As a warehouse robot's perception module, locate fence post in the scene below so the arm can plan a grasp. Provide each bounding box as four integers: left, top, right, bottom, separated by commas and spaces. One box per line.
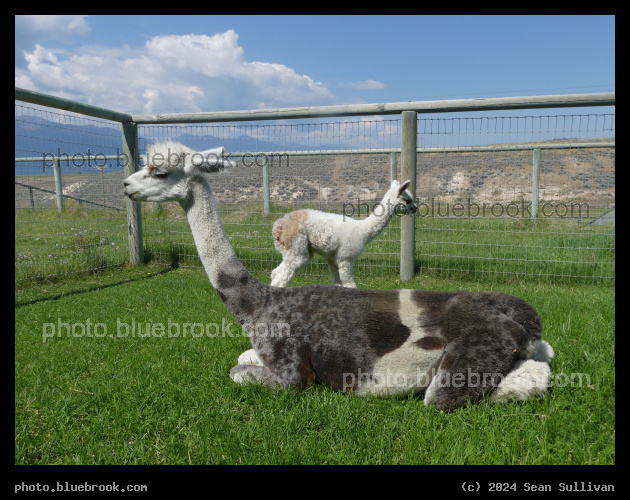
122, 121, 144, 265
263, 155, 270, 215
28, 186, 35, 210
400, 111, 417, 280
389, 152, 397, 184
53, 158, 63, 213
532, 148, 541, 218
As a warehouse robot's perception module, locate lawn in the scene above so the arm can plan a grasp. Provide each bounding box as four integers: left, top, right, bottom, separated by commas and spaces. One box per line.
16, 202, 615, 285
15, 263, 615, 466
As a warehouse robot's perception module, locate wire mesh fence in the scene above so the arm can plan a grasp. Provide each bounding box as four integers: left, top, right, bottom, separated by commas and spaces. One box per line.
15, 99, 615, 285
15, 104, 128, 281
137, 119, 405, 281
414, 114, 615, 283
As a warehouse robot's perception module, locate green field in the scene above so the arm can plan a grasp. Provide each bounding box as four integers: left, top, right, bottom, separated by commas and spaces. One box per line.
15, 263, 615, 465
15, 202, 615, 465
15, 202, 615, 285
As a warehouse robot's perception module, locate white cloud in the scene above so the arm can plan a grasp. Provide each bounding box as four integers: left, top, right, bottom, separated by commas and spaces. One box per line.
15, 28, 335, 114
15, 15, 90, 67
347, 79, 386, 90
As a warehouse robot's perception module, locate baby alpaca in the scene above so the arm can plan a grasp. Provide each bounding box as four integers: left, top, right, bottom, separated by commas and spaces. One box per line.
270, 180, 417, 287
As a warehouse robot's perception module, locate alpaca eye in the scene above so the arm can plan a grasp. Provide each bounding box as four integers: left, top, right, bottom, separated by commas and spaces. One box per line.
154, 171, 169, 178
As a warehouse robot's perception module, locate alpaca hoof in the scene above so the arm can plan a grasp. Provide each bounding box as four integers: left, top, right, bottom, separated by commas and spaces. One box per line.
490, 360, 552, 402
238, 349, 263, 366
532, 340, 554, 363
230, 365, 255, 384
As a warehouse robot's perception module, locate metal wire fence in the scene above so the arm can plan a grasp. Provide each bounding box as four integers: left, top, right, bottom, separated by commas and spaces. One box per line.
15, 97, 615, 285
15, 104, 129, 281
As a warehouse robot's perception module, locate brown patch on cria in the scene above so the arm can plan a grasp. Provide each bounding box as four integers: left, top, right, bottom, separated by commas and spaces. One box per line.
415, 336, 446, 350
272, 210, 309, 251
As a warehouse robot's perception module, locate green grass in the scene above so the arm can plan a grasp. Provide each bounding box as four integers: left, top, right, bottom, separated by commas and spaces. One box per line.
141, 209, 615, 285
15, 265, 615, 465
15, 203, 615, 285
14, 205, 128, 282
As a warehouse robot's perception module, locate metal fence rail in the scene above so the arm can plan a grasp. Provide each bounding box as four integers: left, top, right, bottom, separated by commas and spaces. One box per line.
15, 88, 615, 284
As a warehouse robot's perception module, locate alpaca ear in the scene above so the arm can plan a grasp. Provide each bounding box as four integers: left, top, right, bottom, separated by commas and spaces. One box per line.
390, 180, 400, 189
184, 147, 234, 173
399, 180, 411, 194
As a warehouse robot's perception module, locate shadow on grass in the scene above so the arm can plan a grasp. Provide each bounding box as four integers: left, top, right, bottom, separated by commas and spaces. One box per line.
15, 265, 177, 308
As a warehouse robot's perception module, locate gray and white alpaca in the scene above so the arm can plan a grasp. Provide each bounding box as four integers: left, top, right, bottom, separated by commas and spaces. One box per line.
270, 180, 417, 288
123, 142, 554, 412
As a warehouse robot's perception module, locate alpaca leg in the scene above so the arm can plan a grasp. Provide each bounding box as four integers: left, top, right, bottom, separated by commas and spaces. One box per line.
230, 359, 313, 389
270, 261, 285, 282
325, 258, 343, 286
530, 340, 554, 364
270, 255, 309, 287
423, 338, 515, 412
238, 348, 263, 366
230, 364, 288, 388
490, 360, 552, 402
270, 233, 310, 287
337, 260, 357, 288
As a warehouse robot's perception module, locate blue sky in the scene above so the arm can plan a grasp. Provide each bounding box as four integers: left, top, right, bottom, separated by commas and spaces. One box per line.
15, 15, 615, 115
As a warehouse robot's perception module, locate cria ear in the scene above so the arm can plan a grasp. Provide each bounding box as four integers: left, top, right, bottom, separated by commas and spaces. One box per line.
184, 147, 234, 173
399, 180, 411, 194
390, 180, 400, 189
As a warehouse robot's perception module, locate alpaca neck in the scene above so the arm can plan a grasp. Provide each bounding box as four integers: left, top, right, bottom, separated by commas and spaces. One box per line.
180, 177, 267, 321
361, 194, 399, 243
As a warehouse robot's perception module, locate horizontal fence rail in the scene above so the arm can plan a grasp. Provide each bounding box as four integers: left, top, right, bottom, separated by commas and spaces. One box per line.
131, 93, 615, 124
16, 87, 614, 124
15, 88, 615, 284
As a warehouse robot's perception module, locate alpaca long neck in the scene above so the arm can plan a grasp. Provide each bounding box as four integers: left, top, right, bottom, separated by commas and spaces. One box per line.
361, 194, 399, 243
180, 178, 267, 321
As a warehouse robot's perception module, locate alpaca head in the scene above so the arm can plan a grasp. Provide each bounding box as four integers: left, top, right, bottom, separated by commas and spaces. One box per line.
387, 180, 417, 215
123, 141, 233, 202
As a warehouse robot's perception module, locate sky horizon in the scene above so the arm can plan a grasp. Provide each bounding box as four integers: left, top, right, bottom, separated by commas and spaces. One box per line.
15, 15, 615, 116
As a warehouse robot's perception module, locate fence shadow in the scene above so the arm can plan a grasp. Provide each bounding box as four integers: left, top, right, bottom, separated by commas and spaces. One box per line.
15, 266, 175, 308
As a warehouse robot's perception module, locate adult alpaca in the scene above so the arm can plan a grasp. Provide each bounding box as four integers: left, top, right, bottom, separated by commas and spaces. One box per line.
270, 180, 417, 288
123, 142, 554, 412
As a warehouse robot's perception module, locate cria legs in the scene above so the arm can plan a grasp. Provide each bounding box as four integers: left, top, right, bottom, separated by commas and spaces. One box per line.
325, 257, 356, 287
336, 259, 356, 288
270, 230, 358, 287
270, 233, 312, 287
